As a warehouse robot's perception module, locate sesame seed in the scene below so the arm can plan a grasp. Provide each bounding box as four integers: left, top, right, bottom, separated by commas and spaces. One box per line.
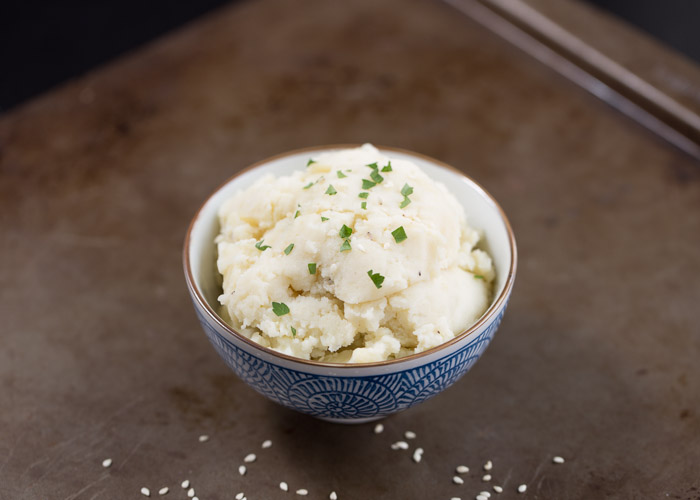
280, 482, 289, 491
404, 431, 416, 439
493, 485, 503, 493
374, 423, 384, 434
412, 448, 424, 463
330, 492, 338, 500
236, 493, 245, 500
262, 440, 273, 449
479, 492, 491, 498
456, 465, 470, 474
198, 434, 209, 443
187, 487, 195, 498
244, 453, 257, 463
517, 484, 527, 493
238, 465, 247, 476
553, 456, 565, 464
296, 489, 309, 496
192, 497, 199, 500
102, 458, 112, 468
483, 460, 493, 471
453, 476, 465, 485
141, 488, 151, 497
482, 474, 492, 482
158, 487, 169, 495
181, 480, 190, 489
391, 441, 409, 450
476, 496, 488, 500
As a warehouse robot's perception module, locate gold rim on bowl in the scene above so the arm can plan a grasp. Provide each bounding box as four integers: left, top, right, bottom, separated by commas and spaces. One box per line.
183, 145, 518, 369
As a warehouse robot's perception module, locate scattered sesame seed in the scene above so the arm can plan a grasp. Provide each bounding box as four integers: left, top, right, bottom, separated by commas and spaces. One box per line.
102, 458, 112, 468
158, 487, 169, 496
238, 465, 247, 476
453, 476, 465, 485
141, 487, 151, 497
198, 434, 209, 443
391, 441, 409, 450
329, 492, 338, 500
280, 482, 289, 491
262, 440, 272, 449
181, 480, 190, 489
553, 456, 565, 464
479, 492, 491, 498
482, 474, 492, 482
244, 453, 257, 463
456, 465, 470, 474
187, 487, 195, 498
236, 493, 245, 500
493, 485, 503, 493
412, 448, 424, 463
476, 496, 488, 500
374, 423, 384, 434
517, 484, 527, 493
296, 489, 309, 496
483, 460, 493, 471
404, 431, 416, 439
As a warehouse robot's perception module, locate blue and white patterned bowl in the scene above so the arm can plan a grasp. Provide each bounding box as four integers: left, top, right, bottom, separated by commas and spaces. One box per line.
184, 145, 517, 423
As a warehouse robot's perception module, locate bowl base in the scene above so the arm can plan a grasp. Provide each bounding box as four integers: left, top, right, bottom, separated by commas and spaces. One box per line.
316, 415, 385, 425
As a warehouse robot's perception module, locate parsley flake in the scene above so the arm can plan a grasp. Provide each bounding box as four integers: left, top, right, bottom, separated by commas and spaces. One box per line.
303, 182, 314, 189
308, 262, 317, 274
358, 192, 369, 199
367, 270, 385, 289
291, 326, 297, 336
399, 196, 412, 208
294, 210, 300, 219
370, 170, 384, 184
381, 161, 392, 172
362, 179, 377, 190
325, 185, 337, 195
321, 216, 329, 222
366, 162, 378, 169
255, 239, 271, 251
336, 171, 347, 179
361, 201, 367, 210
474, 274, 485, 280
284, 243, 294, 255
391, 226, 407, 243
272, 302, 290, 316
401, 183, 414, 197
306, 159, 316, 166
339, 224, 353, 239
340, 239, 352, 252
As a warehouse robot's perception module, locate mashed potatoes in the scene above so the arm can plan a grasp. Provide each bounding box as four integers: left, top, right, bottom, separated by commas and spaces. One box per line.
216, 144, 494, 363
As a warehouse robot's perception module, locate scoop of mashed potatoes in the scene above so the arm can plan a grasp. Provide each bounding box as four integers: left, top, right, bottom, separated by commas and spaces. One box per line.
216, 144, 494, 363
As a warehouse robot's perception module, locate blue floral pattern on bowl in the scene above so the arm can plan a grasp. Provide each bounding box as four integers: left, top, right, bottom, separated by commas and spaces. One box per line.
195, 307, 504, 422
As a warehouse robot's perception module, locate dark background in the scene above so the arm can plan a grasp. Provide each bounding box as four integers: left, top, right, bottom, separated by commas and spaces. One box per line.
1, 0, 699, 113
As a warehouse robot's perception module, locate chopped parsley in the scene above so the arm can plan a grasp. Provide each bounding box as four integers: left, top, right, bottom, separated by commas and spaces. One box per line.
362, 179, 377, 190
366, 162, 378, 169
306, 159, 316, 166
474, 274, 485, 280
291, 326, 297, 336
255, 239, 271, 251
367, 270, 385, 289
340, 239, 352, 252
294, 210, 300, 219
400, 197, 412, 208
308, 262, 317, 274
339, 224, 353, 239
381, 161, 392, 172
272, 302, 290, 316
400, 183, 413, 208
336, 170, 347, 178
391, 226, 407, 243
325, 185, 337, 195
321, 216, 329, 222
284, 243, 294, 255
370, 169, 384, 184
358, 192, 369, 199
303, 182, 314, 189
361, 201, 367, 210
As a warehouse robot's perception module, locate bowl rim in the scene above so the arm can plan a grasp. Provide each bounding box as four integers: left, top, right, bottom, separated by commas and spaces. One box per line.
183, 144, 517, 369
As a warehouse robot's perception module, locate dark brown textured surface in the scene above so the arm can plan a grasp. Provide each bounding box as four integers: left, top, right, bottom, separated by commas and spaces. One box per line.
1, 0, 700, 498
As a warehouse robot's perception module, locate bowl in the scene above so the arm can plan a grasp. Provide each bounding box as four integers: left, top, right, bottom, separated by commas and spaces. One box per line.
183, 145, 517, 423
